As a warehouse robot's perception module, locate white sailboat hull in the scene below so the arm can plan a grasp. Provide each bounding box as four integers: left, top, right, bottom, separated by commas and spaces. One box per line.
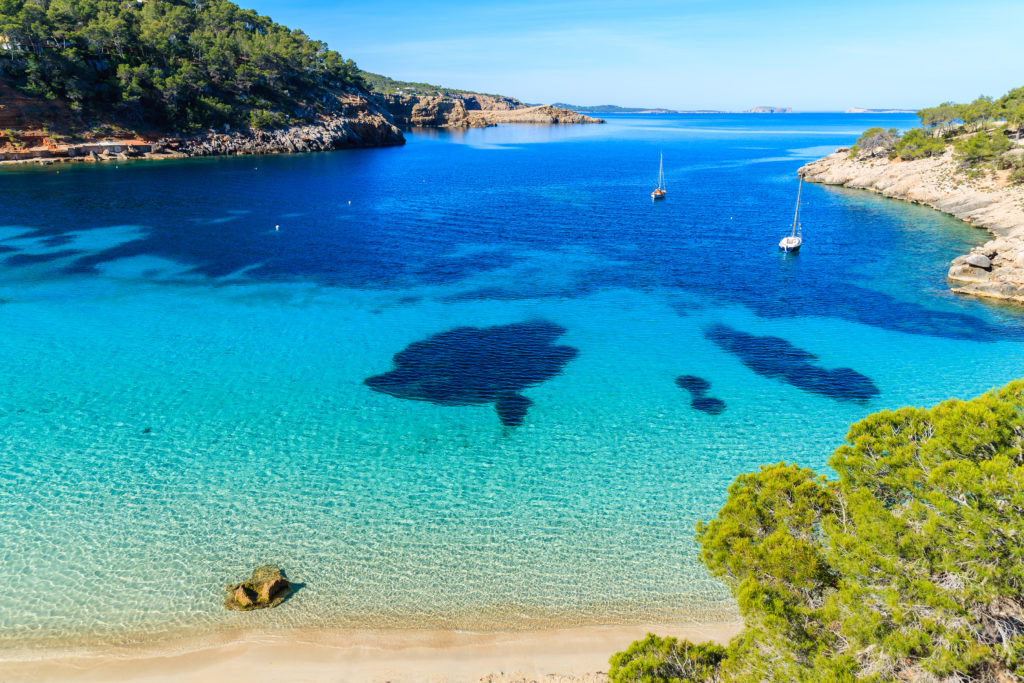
779, 236, 802, 252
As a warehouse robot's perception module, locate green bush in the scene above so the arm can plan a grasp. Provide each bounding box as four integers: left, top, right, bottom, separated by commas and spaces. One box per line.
248, 109, 288, 130
612, 380, 1024, 681
1011, 166, 1024, 184
891, 127, 946, 159
955, 128, 1012, 165
609, 634, 726, 683
848, 127, 898, 158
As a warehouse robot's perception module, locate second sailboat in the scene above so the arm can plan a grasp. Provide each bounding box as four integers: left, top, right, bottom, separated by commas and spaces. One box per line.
651, 153, 666, 200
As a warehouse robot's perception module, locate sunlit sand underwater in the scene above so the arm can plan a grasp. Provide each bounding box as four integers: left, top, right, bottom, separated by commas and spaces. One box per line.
3, 114, 1024, 647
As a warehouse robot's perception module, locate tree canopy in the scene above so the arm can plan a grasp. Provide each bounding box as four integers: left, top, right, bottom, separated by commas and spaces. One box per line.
0, 0, 364, 131
847, 84, 1024, 181
612, 380, 1024, 682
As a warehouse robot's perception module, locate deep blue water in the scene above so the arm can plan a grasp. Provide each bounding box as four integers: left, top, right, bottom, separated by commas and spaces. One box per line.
2, 113, 1023, 647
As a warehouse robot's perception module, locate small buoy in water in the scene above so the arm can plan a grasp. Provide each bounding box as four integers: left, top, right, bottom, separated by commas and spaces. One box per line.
275, 225, 279, 231
348, 201, 351, 205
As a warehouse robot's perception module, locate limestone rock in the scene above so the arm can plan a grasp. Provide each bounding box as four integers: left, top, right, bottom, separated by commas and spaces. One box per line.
377, 94, 604, 129
233, 585, 255, 608
798, 147, 1024, 305
965, 253, 993, 270
258, 577, 289, 604
225, 565, 292, 611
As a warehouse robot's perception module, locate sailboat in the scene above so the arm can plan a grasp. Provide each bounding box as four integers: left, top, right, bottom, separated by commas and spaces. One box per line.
651, 153, 666, 200
778, 177, 803, 252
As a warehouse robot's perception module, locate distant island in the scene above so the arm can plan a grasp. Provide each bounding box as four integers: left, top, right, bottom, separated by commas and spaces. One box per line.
845, 107, 917, 113
745, 106, 792, 113
549, 103, 793, 114
0, 0, 599, 166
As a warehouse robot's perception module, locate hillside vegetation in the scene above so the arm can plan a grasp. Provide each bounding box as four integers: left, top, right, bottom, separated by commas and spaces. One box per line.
358, 70, 505, 98
849, 85, 1024, 183
0, 0, 364, 132
611, 381, 1024, 682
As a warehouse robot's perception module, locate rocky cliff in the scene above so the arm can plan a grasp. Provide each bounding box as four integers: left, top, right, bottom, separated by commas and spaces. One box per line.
470, 105, 604, 126
799, 148, 1024, 303
180, 93, 403, 156
378, 94, 604, 128
0, 85, 404, 165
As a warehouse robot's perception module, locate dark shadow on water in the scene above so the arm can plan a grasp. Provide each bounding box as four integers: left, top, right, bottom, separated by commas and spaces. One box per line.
706, 324, 880, 402
365, 320, 578, 426
675, 375, 711, 394
5, 249, 81, 266
692, 396, 727, 414
277, 580, 305, 607
675, 374, 726, 415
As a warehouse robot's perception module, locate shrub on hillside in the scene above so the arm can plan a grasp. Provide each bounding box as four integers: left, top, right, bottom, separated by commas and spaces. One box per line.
848, 127, 898, 158
955, 128, 1012, 165
891, 127, 946, 159
609, 634, 726, 683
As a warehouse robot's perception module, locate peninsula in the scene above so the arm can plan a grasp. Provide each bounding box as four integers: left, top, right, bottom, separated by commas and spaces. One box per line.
801, 86, 1024, 303
0, 1, 599, 167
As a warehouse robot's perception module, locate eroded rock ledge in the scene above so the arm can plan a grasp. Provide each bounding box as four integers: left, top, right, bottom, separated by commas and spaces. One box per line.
799, 149, 1024, 303
378, 94, 604, 128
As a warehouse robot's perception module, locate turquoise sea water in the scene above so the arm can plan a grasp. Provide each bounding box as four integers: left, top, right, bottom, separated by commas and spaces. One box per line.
3, 113, 1024, 648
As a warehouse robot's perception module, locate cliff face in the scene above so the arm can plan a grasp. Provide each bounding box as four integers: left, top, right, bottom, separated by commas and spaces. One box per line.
377, 94, 604, 128
180, 93, 403, 156
457, 93, 525, 111
377, 94, 476, 127
800, 149, 1024, 303
470, 105, 605, 126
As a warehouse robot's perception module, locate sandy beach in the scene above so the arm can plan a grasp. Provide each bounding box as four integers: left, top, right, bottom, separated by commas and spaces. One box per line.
0, 622, 742, 683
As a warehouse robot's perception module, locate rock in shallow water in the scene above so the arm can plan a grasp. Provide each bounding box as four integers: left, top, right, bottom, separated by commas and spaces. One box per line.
225, 565, 291, 611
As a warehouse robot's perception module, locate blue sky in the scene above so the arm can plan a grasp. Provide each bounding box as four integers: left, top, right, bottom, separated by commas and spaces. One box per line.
245, 0, 1022, 111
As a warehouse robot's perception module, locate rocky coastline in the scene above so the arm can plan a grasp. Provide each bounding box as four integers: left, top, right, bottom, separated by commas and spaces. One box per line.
377, 93, 604, 128
799, 148, 1024, 304
0, 88, 603, 168
0, 90, 405, 167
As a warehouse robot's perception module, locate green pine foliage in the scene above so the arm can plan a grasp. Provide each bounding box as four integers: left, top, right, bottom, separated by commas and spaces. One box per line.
0, 0, 364, 131
357, 70, 505, 98
612, 380, 1024, 681
609, 634, 727, 683
848, 85, 1024, 173
954, 127, 1012, 165
891, 127, 946, 160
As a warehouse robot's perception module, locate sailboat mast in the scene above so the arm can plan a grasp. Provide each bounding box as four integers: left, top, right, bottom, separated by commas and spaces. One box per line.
658, 153, 664, 189
791, 177, 802, 238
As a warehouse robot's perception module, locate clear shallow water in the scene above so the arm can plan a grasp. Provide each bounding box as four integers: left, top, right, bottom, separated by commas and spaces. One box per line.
3, 113, 1024, 647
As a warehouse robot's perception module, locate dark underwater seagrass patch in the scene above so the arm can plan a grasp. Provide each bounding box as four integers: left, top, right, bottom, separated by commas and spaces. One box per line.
706, 324, 879, 402
675, 374, 726, 414
364, 320, 578, 426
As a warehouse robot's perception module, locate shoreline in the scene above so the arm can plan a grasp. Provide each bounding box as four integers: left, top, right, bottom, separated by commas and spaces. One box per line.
799, 148, 1024, 304
0, 621, 742, 682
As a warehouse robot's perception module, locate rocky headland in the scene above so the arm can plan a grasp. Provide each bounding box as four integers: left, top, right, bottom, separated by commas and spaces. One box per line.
0, 86, 404, 166
800, 148, 1024, 303
378, 93, 604, 128
0, 84, 602, 167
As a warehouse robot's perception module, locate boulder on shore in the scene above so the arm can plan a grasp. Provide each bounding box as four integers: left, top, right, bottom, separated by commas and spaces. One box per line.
224, 565, 292, 611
